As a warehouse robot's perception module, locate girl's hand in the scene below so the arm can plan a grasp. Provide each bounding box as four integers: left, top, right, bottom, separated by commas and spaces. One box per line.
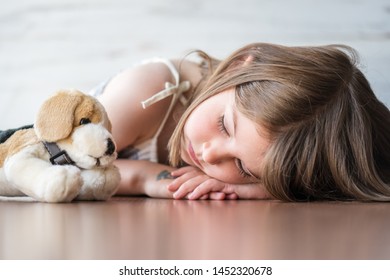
167, 166, 238, 200
167, 166, 271, 200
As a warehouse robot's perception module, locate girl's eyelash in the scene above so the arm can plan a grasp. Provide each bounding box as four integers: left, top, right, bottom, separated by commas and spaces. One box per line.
217, 115, 250, 179
217, 115, 228, 135
236, 159, 251, 178
218, 116, 249, 178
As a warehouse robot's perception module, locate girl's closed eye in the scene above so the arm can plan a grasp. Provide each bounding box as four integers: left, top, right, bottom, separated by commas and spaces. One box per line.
217, 115, 229, 136
236, 159, 251, 178
218, 115, 251, 179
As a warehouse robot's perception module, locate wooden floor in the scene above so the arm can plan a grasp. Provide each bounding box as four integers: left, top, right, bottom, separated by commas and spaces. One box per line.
1, 197, 390, 260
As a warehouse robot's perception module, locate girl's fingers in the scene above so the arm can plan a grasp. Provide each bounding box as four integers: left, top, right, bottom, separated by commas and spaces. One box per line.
168, 166, 240, 200
187, 179, 225, 200
172, 176, 208, 199
168, 168, 210, 193
207, 192, 226, 200
167, 170, 200, 191
225, 193, 239, 200
171, 166, 199, 177
195, 194, 209, 200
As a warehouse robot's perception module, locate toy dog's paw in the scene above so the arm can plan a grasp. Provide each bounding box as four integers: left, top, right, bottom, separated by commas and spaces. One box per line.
76, 166, 120, 200
39, 165, 82, 202
101, 165, 121, 198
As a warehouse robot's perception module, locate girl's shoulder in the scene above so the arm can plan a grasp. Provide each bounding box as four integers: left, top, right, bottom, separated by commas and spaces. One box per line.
96, 58, 204, 151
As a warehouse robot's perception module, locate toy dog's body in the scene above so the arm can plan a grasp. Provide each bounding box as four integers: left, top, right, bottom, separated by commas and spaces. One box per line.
0, 89, 120, 202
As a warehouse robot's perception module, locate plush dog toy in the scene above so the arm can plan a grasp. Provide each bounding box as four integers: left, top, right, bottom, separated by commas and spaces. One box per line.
0, 89, 120, 202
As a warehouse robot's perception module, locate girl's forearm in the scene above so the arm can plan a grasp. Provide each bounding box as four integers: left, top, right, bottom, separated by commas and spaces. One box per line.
114, 159, 176, 198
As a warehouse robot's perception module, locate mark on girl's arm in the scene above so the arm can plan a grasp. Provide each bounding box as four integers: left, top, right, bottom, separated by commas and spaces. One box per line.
156, 170, 175, 181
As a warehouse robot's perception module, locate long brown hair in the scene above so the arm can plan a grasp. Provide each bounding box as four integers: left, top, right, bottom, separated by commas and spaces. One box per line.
169, 43, 390, 201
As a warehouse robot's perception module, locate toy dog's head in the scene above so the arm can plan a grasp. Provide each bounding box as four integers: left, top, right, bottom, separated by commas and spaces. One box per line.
35, 89, 117, 169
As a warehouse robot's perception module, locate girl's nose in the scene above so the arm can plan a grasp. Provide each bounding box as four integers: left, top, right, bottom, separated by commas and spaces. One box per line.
202, 141, 230, 165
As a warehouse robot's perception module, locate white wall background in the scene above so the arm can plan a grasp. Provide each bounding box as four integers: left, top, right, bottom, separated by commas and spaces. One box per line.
1, 0, 389, 128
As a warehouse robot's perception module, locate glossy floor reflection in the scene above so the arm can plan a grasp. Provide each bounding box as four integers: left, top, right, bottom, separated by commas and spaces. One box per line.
1, 197, 390, 259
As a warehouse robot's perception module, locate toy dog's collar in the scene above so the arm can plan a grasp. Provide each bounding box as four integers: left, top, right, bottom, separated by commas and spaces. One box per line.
43, 141, 75, 166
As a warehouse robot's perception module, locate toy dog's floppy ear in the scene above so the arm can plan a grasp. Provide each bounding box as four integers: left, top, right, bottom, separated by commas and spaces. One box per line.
35, 89, 83, 142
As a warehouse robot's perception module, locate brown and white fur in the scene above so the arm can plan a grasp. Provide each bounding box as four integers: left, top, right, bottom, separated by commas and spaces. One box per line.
0, 89, 120, 202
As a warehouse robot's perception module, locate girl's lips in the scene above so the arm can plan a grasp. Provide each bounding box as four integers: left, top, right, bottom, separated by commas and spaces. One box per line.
188, 142, 201, 167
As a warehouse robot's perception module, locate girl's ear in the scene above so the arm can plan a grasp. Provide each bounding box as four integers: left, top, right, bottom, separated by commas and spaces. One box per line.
35, 90, 82, 142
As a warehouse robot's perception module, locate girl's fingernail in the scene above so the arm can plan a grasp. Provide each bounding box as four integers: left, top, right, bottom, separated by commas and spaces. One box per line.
173, 192, 180, 199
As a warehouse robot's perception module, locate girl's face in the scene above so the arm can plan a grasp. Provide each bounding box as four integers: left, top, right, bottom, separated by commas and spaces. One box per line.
181, 88, 270, 184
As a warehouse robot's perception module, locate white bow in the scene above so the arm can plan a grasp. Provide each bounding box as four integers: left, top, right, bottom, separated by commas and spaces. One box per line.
141, 80, 190, 109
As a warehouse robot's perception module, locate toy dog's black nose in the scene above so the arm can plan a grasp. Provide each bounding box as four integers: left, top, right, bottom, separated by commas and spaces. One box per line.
105, 138, 116, 156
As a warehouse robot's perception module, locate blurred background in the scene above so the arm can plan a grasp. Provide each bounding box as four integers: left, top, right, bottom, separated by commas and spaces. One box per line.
1, 0, 389, 128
